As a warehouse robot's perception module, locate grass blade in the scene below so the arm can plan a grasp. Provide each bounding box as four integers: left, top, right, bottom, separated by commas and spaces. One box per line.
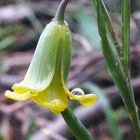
82, 82, 122, 140
96, 1, 140, 139
90, 0, 121, 56
24, 118, 36, 140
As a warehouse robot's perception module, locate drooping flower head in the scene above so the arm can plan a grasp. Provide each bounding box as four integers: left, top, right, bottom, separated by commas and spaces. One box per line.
5, 0, 96, 113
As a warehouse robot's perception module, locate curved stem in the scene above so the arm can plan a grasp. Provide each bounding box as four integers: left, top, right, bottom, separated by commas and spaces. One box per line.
61, 108, 93, 140
54, 0, 70, 22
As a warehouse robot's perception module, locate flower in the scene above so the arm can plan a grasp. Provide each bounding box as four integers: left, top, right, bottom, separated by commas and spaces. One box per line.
5, 20, 96, 113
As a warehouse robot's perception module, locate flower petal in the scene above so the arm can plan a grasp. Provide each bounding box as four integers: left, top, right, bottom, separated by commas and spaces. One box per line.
32, 85, 68, 113
11, 21, 72, 96
14, 21, 65, 93
64, 88, 96, 106
61, 21, 72, 83
42, 99, 67, 113
12, 83, 38, 96
5, 90, 31, 101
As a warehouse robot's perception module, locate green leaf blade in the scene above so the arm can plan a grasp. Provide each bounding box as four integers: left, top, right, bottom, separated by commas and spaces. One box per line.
122, 0, 130, 68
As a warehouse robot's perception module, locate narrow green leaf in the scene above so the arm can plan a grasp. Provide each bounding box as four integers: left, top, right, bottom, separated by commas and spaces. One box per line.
0, 135, 4, 140
96, 1, 140, 139
90, 0, 97, 8
82, 82, 122, 140
122, 0, 130, 68
96, 0, 136, 115
24, 118, 36, 140
91, 0, 121, 56
0, 36, 15, 50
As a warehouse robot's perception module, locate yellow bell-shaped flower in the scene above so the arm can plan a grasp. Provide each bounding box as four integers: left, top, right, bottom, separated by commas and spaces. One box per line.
5, 1, 96, 113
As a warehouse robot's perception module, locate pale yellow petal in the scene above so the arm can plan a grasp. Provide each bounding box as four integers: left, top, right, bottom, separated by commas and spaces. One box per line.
5, 90, 31, 101
43, 99, 67, 113
32, 86, 68, 113
12, 83, 38, 96
64, 88, 96, 106
77, 94, 97, 106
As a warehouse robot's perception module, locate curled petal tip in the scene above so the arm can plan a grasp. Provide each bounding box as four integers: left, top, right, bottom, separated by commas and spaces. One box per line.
79, 94, 97, 106
5, 90, 31, 101
65, 88, 97, 106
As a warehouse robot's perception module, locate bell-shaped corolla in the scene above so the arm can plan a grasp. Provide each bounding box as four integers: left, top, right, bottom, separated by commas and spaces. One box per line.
5, 20, 96, 113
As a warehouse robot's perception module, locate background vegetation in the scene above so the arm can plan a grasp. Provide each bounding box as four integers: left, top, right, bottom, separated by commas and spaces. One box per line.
0, 0, 140, 140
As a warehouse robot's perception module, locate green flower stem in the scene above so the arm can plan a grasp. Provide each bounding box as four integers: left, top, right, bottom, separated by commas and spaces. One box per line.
55, 1, 93, 139
97, 1, 140, 139
61, 108, 93, 140
54, 0, 70, 22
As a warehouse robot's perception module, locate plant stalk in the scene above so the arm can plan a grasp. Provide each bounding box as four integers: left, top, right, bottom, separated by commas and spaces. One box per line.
55, 1, 93, 139
96, 1, 140, 139
61, 108, 93, 140
54, 0, 70, 22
